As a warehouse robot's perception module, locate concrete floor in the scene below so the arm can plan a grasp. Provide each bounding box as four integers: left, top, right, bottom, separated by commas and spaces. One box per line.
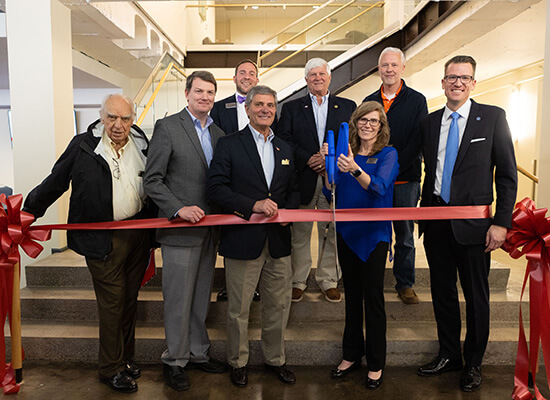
8, 362, 549, 399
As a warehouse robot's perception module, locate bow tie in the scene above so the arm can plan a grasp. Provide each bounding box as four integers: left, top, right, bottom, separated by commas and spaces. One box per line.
237, 94, 246, 104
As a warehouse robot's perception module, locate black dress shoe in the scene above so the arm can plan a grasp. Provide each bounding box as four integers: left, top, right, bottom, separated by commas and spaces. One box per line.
100, 371, 137, 393
163, 364, 190, 391
417, 356, 462, 376
253, 289, 261, 301
265, 363, 296, 384
230, 366, 248, 388
185, 358, 227, 373
366, 371, 383, 390
331, 359, 361, 379
460, 366, 482, 392
124, 359, 141, 379
217, 287, 228, 301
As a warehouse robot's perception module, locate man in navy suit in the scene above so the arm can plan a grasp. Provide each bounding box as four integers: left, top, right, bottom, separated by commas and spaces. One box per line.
417, 55, 517, 392
211, 59, 260, 136
210, 59, 263, 301
277, 58, 356, 303
207, 85, 300, 388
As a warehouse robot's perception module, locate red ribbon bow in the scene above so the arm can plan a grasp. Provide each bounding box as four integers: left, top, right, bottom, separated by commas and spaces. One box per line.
502, 198, 550, 400
0, 194, 51, 269
0, 194, 51, 394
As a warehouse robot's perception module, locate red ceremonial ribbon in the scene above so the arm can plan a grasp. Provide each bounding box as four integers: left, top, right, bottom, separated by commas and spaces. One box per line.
502, 198, 550, 400
0, 194, 51, 394
0, 194, 491, 394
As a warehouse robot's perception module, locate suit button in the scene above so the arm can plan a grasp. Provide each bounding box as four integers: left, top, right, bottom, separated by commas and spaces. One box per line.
268, 193, 271, 197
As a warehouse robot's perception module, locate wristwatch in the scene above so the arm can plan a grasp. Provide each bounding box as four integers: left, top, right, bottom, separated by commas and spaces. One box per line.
351, 167, 362, 178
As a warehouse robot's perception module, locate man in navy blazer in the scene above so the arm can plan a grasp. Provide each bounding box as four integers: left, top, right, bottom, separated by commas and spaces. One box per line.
277, 58, 356, 303
211, 59, 259, 136
417, 55, 517, 392
207, 85, 300, 388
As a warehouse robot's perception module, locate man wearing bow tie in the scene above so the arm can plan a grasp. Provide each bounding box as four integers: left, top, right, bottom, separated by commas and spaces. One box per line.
417, 55, 517, 392
277, 58, 356, 303
210, 59, 268, 301
207, 85, 300, 388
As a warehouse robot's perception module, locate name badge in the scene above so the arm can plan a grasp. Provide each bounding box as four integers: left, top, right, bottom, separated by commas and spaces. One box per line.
366, 158, 378, 164
225, 102, 237, 109
282, 159, 290, 165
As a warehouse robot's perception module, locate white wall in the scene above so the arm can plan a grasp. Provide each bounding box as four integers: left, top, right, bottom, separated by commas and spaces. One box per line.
137, 1, 188, 51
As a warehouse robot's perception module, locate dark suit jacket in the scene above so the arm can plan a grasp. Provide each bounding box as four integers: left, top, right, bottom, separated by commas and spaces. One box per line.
206, 126, 300, 260
277, 94, 356, 205
143, 108, 224, 246
419, 100, 517, 245
211, 94, 277, 135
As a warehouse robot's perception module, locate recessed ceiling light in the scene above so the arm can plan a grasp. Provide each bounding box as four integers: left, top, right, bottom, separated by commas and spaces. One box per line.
251, 5, 259, 9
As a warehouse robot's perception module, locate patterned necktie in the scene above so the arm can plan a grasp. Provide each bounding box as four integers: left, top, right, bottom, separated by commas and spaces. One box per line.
237, 94, 246, 104
440, 112, 460, 203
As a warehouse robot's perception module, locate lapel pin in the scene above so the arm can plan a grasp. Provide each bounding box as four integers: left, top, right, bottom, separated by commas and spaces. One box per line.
282, 159, 290, 165
476, 116, 481, 121
305, 105, 309, 108
276, 147, 280, 151
334, 105, 339, 108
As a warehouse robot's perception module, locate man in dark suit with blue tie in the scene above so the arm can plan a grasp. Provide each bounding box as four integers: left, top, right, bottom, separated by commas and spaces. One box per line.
417, 55, 517, 392
277, 58, 356, 303
207, 85, 300, 388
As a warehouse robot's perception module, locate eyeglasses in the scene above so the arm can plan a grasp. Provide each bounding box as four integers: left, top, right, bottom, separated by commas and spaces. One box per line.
357, 117, 380, 127
112, 157, 120, 180
444, 75, 474, 84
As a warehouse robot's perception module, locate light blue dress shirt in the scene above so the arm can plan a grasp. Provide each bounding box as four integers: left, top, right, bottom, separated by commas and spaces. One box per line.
186, 108, 214, 166
310, 92, 329, 148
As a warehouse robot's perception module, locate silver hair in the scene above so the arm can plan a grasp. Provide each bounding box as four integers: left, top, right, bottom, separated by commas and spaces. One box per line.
304, 58, 331, 77
245, 85, 278, 108
378, 47, 405, 66
100, 93, 135, 119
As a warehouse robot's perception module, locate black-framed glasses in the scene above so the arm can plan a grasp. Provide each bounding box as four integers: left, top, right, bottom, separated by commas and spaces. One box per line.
357, 117, 380, 127
112, 157, 120, 180
444, 75, 474, 84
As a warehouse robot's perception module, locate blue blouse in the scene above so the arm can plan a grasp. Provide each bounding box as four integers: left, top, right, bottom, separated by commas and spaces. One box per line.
325, 146, 399, 262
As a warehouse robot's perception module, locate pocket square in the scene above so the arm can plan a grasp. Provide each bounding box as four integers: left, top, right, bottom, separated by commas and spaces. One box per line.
281, 159, 290, 165
470, 138, 486, 143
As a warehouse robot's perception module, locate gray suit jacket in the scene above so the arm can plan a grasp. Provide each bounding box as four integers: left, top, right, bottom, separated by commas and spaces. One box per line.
144, 108, 224, 246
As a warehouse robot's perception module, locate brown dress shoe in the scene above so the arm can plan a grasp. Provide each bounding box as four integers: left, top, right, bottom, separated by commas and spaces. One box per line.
324, 288, 342, 303
291, 288, 303, 303
397, 288, 419, 304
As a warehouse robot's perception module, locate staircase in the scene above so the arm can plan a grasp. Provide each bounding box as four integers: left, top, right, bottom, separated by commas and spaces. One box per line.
9, 236, 524, 366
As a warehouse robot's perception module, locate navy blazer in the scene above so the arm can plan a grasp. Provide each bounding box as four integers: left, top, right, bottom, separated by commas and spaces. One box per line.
211, 94, 278, 135
277, 94, 356, 205
207, 127, 300, 260
419, 100, 517, 245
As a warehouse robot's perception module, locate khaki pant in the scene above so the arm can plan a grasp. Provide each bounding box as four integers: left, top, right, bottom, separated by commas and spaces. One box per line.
291, 177, 340, 292
225, 242, 292, 368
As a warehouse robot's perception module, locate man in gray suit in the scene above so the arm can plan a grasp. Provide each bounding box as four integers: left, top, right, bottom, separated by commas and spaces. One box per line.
144, 71, 227, 392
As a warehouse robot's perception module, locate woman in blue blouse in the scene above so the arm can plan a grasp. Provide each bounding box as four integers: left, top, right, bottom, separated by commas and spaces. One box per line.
321, 101, 399, 389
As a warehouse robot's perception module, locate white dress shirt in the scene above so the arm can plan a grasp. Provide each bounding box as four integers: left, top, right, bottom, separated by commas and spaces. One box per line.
434, 99, 472, 196
249, 124, 275, 189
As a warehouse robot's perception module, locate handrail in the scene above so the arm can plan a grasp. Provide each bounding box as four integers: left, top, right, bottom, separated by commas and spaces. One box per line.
260, 1, 384, 76
258, 0, 356, 67
517, 165, 538, 183
133, 52, 168, 108
260, 0, 336, 45
136, 62, 177, 126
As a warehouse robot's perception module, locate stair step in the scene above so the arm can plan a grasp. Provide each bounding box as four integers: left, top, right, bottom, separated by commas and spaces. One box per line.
4, 320, 522, 366
25, 250, 511, 291
20, 287, 525, 323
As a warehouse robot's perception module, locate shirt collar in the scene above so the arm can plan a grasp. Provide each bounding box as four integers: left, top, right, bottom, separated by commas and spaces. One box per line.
443, 99, 472, 120
249, 124, 274, 143
186, 107, 213, 130
309, 91, 330, 106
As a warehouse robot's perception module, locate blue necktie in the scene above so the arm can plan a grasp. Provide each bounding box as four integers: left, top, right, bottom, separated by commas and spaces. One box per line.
440, 112, 460, 203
